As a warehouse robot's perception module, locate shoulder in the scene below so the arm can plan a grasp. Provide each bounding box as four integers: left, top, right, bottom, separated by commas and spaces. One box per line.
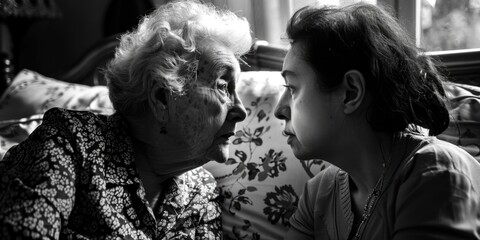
42, 108, 106, 130
303, 164, 344, 202
400, 133, 480, 190
307, 164, 342, 189
38, 108, 119, 148
389, 135, 480, 238
405, 134, 479, 174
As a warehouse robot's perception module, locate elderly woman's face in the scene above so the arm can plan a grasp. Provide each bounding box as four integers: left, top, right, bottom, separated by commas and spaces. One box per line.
167, 41, 246, 163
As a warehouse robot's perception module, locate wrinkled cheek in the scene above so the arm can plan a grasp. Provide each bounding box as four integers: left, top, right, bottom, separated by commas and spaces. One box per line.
174, 90, 225, 146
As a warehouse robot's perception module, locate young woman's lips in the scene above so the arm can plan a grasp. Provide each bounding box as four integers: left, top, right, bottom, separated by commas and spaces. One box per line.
283, 130, 295, 144
287, 135, 295, 145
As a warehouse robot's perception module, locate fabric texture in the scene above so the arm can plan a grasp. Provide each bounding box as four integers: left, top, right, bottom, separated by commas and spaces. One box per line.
0, 69, 113, 121
438, 81, 480, 162
203, 71, 327, 240
0, 108, 222, 239
289, 133, 480, 240
1, 69, 480, 239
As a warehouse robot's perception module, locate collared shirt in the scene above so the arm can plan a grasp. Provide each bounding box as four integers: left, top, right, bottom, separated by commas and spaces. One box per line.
0, 108, 222, 239
289, 133, 480, 240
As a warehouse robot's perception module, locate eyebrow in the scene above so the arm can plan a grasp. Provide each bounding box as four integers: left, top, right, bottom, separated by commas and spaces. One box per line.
217, 64, 235, 78
281, 70, 296, 82
208, 59, 235, 77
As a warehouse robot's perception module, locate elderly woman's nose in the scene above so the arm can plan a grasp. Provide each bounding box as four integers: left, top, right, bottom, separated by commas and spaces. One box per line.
228, 93, 247, 122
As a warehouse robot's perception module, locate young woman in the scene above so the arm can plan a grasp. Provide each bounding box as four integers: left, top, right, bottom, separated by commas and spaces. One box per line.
274, 3, 480, 240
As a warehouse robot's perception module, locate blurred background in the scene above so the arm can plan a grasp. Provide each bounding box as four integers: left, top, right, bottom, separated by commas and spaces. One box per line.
0, 0, 479, 78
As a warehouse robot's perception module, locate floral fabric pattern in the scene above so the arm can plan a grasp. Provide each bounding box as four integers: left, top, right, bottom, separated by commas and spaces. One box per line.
0, 70, 113, 121
204, 72, 328, 240
1, 70, 479, 239
0, 108, 222, 239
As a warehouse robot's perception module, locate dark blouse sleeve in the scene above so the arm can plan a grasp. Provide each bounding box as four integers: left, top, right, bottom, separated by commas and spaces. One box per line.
288, 182, 315, 238
393, 143, 480, 240
0, 117, 78, 239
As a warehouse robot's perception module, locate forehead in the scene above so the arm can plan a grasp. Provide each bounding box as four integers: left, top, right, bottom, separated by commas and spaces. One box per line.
197, 41, 239, 72
282, 44, 314, 79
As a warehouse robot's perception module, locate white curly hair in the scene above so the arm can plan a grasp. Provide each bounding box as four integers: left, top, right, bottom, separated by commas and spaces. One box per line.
105, 0, 252, 114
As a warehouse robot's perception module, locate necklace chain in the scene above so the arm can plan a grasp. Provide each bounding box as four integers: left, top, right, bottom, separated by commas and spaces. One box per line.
352, 163, 387, 240
352, 134, 394, 240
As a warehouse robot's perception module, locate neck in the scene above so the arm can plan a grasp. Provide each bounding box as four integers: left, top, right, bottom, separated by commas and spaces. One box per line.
136, 167, 165, 207
338, 131, 394, 195
124, 114, 204, 206
124, 112, 207, 162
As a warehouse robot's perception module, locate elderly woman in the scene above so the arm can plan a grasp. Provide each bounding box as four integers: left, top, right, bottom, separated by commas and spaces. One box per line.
0, 1, 252, 239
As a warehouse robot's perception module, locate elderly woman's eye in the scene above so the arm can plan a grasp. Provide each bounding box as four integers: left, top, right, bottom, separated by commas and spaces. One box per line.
217, 81, 229, 93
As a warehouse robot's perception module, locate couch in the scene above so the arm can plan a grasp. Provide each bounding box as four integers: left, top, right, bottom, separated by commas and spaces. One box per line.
0, 37, 479, 240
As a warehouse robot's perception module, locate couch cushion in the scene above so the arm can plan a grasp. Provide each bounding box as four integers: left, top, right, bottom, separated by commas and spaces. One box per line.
438, 81, 480, 162
0, 69, 113, 121
0, 70, 326, 239
1, 69, 479, 239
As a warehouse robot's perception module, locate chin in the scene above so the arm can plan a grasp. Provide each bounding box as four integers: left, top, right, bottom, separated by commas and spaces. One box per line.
206, 144, 229, 163
291, 146, 315, 161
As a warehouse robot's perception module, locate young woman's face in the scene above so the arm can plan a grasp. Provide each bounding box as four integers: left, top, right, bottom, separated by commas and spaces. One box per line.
167, 41, 246, 163
274, 44, 345, 160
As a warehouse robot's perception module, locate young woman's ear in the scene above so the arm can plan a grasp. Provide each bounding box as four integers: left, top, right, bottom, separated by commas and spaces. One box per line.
342, 70, 366, 114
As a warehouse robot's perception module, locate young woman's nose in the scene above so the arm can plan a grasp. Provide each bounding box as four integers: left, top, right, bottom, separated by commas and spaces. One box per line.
274, 91, 290, 120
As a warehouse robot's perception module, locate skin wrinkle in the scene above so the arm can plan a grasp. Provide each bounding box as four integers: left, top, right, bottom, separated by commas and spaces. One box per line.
159, 41, 241, 163
175, 87, 232, 146
130, 41, 245, 185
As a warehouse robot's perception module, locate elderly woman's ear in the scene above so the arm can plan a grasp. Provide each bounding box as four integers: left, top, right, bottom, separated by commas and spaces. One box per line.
149, 83, 169, 123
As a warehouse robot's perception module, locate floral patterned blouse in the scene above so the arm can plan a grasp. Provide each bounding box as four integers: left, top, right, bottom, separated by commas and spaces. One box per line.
0, 108, 222, 239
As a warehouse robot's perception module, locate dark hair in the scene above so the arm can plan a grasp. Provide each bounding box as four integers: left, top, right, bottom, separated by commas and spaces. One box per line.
285, 3, 449, 135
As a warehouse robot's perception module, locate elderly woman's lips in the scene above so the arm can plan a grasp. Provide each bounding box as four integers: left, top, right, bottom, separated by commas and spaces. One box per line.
220, 132, 235, 139
217, 132, 235, 143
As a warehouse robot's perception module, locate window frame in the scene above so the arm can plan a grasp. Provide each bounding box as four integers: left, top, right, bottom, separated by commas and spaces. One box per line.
211, 0, 479, 54
386, 0, 480, 53
374, 0, 420, 46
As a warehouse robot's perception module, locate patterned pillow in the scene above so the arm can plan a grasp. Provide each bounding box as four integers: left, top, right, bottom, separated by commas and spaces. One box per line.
203, 71, 327, 240
0, 69, 113, 121
438, 81, 480, 162
0, 69, 114, 157
0, 70, 325, 239
0, 114, 43, 159
3, 69, 479, 239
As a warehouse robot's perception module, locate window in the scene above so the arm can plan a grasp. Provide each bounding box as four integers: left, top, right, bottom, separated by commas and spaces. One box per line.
420, 0, 480, 51
208, 0, 479, 51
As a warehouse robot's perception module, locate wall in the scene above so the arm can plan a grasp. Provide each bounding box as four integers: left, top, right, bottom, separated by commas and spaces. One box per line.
15, 0, 111, 78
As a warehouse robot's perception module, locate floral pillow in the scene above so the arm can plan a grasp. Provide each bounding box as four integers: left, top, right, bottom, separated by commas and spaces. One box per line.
2, 69, 479, 240
0, 69, 114, 158
0, 114, 43, 159
0, 69, 113, 121
0, 70, 326, 240
203, 71, 327, 240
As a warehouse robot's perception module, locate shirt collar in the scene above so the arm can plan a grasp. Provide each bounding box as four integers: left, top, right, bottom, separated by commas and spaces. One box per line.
102, 113, 143, 186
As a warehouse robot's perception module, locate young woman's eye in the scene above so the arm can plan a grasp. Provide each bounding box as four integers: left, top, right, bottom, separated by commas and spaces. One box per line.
283, 84, 295, 95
